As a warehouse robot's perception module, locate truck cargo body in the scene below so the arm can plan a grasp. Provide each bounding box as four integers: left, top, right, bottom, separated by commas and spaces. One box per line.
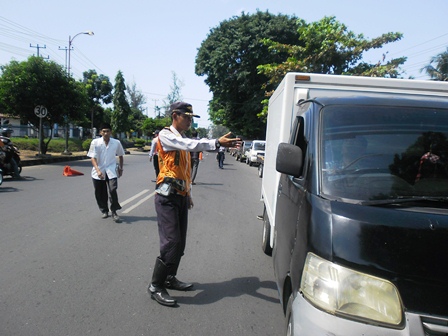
261, 73, 448, 335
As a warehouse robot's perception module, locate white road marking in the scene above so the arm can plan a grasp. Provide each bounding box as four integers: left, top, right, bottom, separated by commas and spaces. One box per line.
121, 189, 157, 214
121, 189, 150, 206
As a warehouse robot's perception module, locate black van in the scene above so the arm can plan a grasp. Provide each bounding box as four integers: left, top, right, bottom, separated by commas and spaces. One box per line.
273, 96, 448, 335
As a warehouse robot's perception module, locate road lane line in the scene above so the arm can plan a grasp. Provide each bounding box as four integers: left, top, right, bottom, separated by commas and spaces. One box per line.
121, 189, 150, 206
122, 190, 157, 214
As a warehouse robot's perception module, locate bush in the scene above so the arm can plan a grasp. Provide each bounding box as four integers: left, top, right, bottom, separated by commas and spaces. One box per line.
134, 138, 146, 148
82, 138, 92, 151
11, 137, 84, 152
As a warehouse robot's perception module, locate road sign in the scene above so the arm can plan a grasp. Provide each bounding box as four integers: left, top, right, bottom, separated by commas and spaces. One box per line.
34, 105, 48, 118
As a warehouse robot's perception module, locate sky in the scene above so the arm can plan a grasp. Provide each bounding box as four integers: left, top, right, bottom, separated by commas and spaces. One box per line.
1, 0, 447, 128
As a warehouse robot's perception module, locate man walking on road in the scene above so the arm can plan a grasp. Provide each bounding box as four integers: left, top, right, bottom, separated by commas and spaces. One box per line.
148, 101, 240, 307
88, 123, 125, 223
148, 130, 160, 182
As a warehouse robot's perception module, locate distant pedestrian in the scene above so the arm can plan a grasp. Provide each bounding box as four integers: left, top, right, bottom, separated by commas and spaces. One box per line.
149, 130, 160, 182
190, 131, 201, 184
217, 146, 225, 169
87, 123, 125, 223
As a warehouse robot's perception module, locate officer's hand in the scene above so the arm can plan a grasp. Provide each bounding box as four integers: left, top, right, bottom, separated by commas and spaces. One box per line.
218, 132, 241, 148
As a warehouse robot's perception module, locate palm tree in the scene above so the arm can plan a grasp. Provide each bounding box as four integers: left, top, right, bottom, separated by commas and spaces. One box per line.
421, 47, 448, 81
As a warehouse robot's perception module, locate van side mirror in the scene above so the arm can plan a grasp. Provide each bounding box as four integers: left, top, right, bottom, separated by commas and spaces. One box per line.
276, 143, 303, 177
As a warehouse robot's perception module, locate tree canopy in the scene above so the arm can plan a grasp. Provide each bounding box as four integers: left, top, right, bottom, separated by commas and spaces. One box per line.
111, 71, 131, 137
196, 11, 300, 139
0, 56, 89, 153
421, 47, 448, 81
82, 69, 113, 137
196, 13, 406, 137
256, 16, 406, 117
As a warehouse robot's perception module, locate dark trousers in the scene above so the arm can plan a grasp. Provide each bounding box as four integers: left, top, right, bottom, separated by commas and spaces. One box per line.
191, 158, 199, 182
92, 176, 121, 213
154, 193, 188, 276
153, 154, 160, 178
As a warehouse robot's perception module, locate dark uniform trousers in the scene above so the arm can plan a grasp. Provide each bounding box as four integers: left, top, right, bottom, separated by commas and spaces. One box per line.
154, 192, 189, 276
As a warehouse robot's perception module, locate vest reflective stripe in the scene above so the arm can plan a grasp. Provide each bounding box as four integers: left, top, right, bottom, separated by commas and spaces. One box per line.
156, 129, 191, 195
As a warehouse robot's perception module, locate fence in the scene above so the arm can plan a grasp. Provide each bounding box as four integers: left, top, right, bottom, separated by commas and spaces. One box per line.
3, 124, 88, 140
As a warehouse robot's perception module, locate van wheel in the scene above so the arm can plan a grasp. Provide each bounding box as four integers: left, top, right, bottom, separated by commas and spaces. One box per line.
262, 208, 272, 256
258, 164, 263, 178
285, 293, 294, 336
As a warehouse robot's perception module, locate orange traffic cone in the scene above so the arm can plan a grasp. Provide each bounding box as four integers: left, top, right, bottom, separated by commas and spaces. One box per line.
63, 165, 84, 176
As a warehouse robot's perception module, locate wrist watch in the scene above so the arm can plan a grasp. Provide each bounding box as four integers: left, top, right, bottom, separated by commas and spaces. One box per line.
215, 139, 221, 148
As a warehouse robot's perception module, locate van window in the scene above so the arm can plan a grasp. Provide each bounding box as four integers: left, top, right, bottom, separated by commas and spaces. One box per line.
320, 105, 448, 201
289, 113, 309, 179
253, 142, 265, 151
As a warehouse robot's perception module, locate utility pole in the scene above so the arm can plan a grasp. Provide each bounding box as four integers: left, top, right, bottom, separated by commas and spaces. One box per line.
30, 44, 49, 59
58, 46, 70, 71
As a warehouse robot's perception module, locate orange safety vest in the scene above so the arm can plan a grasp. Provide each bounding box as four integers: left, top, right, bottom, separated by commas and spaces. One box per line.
156, 128, 191, 196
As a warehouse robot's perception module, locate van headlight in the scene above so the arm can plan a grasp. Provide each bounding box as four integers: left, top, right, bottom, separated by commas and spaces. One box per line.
301, 253, 403, 327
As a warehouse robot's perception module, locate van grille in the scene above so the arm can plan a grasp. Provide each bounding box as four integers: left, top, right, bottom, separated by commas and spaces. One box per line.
421, 315, 448, 335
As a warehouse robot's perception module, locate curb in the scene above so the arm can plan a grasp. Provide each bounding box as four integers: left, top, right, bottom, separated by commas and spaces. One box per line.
21, 155, 89, 167
20, 150, 142, 167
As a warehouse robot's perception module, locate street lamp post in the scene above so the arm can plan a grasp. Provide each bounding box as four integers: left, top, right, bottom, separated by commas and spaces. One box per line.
63, 31, 94, 155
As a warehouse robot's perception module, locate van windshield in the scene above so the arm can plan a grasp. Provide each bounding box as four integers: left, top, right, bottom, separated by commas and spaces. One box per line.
320, 105, 448, 201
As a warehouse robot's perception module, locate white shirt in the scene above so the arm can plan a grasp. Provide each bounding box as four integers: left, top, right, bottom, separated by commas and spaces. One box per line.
148, 137, 159, 158
88, 137, 125, 180
158, 126, 217, 152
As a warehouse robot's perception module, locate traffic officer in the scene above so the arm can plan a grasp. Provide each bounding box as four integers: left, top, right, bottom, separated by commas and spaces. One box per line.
148, 101, 240, 307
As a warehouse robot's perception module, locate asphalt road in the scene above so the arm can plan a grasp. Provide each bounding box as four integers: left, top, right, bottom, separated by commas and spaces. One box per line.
0, 151, 285, 336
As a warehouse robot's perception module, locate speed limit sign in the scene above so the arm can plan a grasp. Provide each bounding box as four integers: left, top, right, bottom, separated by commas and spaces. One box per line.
34, 105, 48, 118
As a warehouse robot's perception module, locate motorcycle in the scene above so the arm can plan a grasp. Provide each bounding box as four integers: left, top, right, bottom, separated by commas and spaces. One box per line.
0, 131, 22, 179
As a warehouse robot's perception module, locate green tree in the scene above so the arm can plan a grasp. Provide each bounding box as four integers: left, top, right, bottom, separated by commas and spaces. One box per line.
82, 69, 113, 137
195, 127, 208, 138
195, 11, 300, 139
126, 81, 147, 137
257, 16, 405, 117
141, 116, 170, 136
0, 56, 88, 153
421, 47, 448, 81
111, 71, 131, 138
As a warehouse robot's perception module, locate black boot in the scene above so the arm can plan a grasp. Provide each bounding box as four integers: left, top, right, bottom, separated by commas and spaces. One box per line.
148, 258, 177, 307
165, 275, 193, 291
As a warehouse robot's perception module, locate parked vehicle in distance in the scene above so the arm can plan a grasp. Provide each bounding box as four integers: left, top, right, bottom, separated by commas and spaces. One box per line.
236, 140, 252, 162
261, 72, 448, 335
245, 140, 265, 166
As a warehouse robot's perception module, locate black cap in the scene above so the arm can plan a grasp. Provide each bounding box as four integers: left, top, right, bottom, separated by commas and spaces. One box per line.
170, 102, 200, 118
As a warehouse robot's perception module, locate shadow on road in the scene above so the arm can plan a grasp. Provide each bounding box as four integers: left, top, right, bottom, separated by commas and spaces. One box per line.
176, 276, 279, 306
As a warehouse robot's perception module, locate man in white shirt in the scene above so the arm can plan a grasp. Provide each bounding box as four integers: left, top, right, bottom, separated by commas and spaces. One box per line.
88, 123, 125, 222
148, 130, 160, 182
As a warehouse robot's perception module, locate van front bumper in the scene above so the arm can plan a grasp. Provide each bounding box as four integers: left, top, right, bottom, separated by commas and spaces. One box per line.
291, 293, 438, 336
